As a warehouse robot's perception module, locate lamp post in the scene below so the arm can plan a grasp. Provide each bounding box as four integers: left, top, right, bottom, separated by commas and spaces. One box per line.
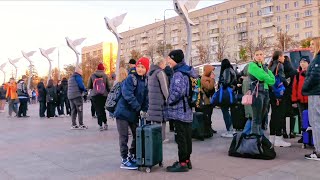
22, 50, 36, 90
163, 9, 175, 57
8, 58, 20, 79
65, 37, 86, 67
0, 62, 6, 84
104, 13, 127, 76
39, 47, 56, 84
173, 0, 200, 65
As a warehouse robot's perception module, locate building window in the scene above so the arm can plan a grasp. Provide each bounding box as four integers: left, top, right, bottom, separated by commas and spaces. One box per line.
262, 6, 273, 15
257, 10, 262, 16
250, 22, 254, 26
305, 20, 312, 28
305, 32, 312, 38
227, 9, 230, 14
250, 12, 253, 17
257, 1, 261, 6
250, 3, 253, 8
294, 1, 299, 7
277, 16, 281, 22
305, 10, 312, 17
295, 23, 299, 29
276, 6, 280, 12
227, 18, 230, 23
286, 24, 290, 32
305, 0, 312, 5
277, 27, 281, 32
285, 14, 290, 21
285, 3, 289, 9
265, 17, 272, 23
258, 30, 261, 35
265, 0, 272, 3
258, 20, 261, 25
241, 5, 246, 8
294, 12, 300, 19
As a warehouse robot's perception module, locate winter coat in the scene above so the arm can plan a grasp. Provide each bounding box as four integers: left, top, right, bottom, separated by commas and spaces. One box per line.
302, 53, 320, 96
87, 70, 110, 97
17, 80, 28, 98
67, 72, 86, 100
0, 86, 6, 100
219, 67, 237, 89
292, 69, 308, 104
114, 72, 148, 123
57, 79, 68, 98
146, 64, 169, 123
201, 65, 215, 105
164, 66, 174, 84
37, 82, 46, 102
46, 85, 57, 103
269, 60, 288, 89
4, 82, 18, 100
248, 62, 275, 90
239, 64, 253, 119
166, 61, 198, 123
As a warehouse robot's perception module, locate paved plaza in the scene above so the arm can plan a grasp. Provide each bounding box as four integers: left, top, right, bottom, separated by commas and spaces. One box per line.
0, 102, 319, 180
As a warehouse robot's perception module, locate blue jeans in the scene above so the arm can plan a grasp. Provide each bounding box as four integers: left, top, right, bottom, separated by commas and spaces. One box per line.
221, 107, 232, 131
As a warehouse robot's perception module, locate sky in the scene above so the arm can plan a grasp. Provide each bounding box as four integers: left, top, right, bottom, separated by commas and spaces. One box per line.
0, 0, 223, 83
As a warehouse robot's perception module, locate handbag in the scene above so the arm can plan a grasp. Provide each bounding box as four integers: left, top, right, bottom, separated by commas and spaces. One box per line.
241, 82, 259, 105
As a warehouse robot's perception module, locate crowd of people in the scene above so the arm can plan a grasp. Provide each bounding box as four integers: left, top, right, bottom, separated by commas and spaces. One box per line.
0, 37, 319, 173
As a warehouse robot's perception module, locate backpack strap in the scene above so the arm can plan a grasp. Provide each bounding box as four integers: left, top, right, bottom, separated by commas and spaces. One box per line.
275, 63, 280, 76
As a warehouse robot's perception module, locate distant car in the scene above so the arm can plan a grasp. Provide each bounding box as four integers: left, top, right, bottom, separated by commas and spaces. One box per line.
194, 62, 236, 83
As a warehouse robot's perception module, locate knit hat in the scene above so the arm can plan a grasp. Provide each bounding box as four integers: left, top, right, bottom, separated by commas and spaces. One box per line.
97, 63, 105, 70
168, 49, 184, 63
129, 59, 136, 65
136, 57, 150, 73
300, 56, 310, 64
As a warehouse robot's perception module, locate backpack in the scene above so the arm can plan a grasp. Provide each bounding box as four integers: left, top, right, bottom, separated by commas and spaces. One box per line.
93, 76, 106, 95
182, 73, 200, 109
106, 82, 122, 113
272, 64, 286, 99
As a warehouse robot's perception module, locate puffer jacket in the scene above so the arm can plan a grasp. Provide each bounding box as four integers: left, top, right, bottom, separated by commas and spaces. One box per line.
4, 82, 18, 100
302, 53, 320, 95
292, 69, 308, 104
201, 65, 215, 105
87, 70, 110, 97
166, 61, 198, 123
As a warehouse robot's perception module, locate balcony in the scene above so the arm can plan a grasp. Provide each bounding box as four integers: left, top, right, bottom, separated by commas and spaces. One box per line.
171, 32, 179, 37
192, 28, 200, 34
130, 37, 135, 41
140, 32, 148, 38
236, 8, 247, 15
192, 36, 200, 42
209, 14, 219, 21
209, 33, 219, 38
171, 24, 179, 31
261, 22, 274, 28
236, 17, 247, 24
237, 26, 248, 33
157, 27, 164, 34
141, 39, 148, 45
262, 12, 274, 17
261, 2, 274, 8
209, 24, 219, 30
156, 36, 164, 41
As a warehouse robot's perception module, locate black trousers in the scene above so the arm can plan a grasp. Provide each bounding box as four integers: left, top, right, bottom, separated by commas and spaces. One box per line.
39, 101, 46, 117
58, 96, 71, 115
90, 99, 96, 117
18, 98, 28, 117
202, 105, 214, 135
116, 119, 137, 159
47, 102, 56, 118
174, 120, 192, 163
270, 98, 286, 136
92, 96, 107, 126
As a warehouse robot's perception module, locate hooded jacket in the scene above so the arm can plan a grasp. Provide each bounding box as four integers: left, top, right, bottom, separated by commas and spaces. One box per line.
4, 82, 18, 100
166, 61, 198, 123
87, 70, 110, 97
201, 65, 215, 105
37, 82, 46, 102
292, 69, 308, 104
302, 53, 320, 96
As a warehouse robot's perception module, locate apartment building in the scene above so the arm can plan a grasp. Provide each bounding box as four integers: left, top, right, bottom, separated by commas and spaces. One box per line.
82, 42, 117, 75
119, 0, 319, 65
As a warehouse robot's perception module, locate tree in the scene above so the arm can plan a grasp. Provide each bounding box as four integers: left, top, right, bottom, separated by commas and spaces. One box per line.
274, 32, 299, 51
196, 44, 209, 64
239, 46, 248, 62
213, 32, 229, 62
81, 54, 102, 87
156, 43, 173, 57
245, 35, 269, 60
300, 38, 312, 48
130, 49, 143, 60
61, 64, 75, 80
145, 45, 156, 63
51, 67, 60, 82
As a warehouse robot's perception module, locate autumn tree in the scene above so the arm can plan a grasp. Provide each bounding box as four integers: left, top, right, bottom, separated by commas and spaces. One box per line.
51, 67, 60, 83
239, 46, 248, 62
130, 49, 143, 61
61, 64, 75, 80
274, 32, 299, 51
82, 54, 102, 87
145, 45, 156, 63
213, 32, 229, 62
245, 35, 269, 60
156, 43, 173, 57
196, 44, 209, 64
300, 38, 312, 48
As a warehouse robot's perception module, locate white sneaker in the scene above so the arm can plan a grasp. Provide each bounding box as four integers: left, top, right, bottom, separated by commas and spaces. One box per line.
221, 131, 234, 138
163, 139, 170, 143
269, 135, 275, 144
274, 136, 291, 147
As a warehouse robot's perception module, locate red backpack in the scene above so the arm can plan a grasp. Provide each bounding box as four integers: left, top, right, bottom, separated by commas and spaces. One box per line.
93, 77, 106, 95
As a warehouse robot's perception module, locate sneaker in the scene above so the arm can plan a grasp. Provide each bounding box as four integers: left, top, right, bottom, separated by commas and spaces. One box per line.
166, 161, 189, 172
298, 137, 303, 143
186, 160, 192, 169
221, 131, 234, 138
274, 136, 291, 147
79, 125, 88, 129
71, 125, 79, 130
99, 126, 104, 131
120, 158, 138, 170
283, 133, 289, 139
163, 139, 170, 143
128, 154, 137, 164
92, 116, 97, 119
305, 151, 320, 161
103, 124, 108, 130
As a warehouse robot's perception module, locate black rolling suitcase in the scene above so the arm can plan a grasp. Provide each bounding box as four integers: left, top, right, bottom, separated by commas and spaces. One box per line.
192, 112, 205, 141
136, 118, 163, 173
231, 104, 246, 131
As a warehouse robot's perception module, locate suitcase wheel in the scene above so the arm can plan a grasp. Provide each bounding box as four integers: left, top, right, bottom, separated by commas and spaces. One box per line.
159, 162, 163, 167
146, 167, 151, 173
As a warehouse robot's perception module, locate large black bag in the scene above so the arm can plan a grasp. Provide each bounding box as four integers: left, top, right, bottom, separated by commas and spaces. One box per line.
228, 133, 276, 160
192, 112, 205, 141
210, 86, 236, 107
231, 104, 246, 130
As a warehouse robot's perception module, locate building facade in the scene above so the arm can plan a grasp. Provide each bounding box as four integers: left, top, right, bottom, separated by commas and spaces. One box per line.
119, 0, 319, 65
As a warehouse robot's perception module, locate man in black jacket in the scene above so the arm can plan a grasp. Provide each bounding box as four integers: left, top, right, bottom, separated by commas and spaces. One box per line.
37, 79, 46, 118
58, 78, 71, 116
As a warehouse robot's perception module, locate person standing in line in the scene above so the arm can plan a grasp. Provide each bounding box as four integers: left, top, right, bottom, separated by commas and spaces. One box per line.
4, 78, 18, 117
128, 58, 136, 73
0, 84, 6, 113
37, 79, 47, 118
302, 37, 320, 160
17, 75, 29, 118
46, 79, 57, 118
87, 63, 110, 131
59, 78, 71, 116
68, 66, 88, 130
88, 89, 96, 118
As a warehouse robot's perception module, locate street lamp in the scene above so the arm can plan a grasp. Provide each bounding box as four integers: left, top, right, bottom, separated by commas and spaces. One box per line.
65, 37, 86, 67
39, 47, 56, 84
8, 58, 20, 79
104, 13, 127, 76
173, 0, 200, 65
163, 9, 175, 57
0, 62, 6, 84
22, 50, 36, 90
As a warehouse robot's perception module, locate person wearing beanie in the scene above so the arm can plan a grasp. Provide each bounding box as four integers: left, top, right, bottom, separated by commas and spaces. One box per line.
128, 59, 137, 74
292, 56, 310, 142
166, 49, 198, 172
87, 62, 110, 131
114, 57, 149, 170
68, 66, 87, 129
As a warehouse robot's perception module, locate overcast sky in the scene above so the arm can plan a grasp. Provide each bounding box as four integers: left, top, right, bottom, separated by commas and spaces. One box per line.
0, 0, 223, 82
